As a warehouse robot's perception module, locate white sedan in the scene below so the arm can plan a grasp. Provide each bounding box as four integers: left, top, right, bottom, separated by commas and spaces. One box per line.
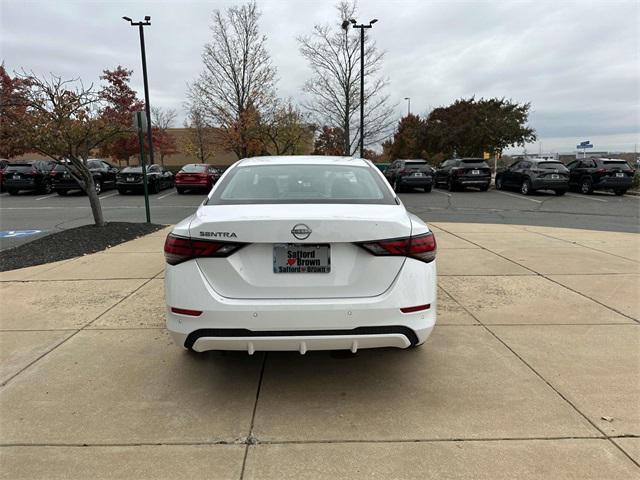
164, 156, 437, 354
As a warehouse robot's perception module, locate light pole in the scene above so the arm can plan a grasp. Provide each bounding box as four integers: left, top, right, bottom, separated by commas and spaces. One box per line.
404, 97, 411, 116
350, 18, 378, 158
123, 15, 154, 166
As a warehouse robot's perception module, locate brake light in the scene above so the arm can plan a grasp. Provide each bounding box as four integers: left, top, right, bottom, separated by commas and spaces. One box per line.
164, 234, 246, 265
454, 168, 465, 176
357, 232, 436, 263
596, 168, 607, 173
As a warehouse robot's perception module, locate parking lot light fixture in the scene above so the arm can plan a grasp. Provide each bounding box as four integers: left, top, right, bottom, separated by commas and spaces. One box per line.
404, 97, 411, 116
351, 18, 378, 158
122, 15, 154, 167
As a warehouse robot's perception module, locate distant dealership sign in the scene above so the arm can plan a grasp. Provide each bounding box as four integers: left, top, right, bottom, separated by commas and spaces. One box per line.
577, 140, 593, 149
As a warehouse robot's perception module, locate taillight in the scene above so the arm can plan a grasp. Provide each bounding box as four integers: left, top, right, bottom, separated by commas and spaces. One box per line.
596, 168, 607, 173
357, 232, 436, 263
453, 168, 465, 176
164, 234, 246, 265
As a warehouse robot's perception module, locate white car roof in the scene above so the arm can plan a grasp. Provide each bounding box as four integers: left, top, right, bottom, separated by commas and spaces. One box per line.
237, 156, 370, 167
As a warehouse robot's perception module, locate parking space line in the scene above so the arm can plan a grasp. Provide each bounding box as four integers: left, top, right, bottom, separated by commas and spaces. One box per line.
495, 191, 542, 203
565, 193, 607, 203
99, 192, 118, 200
157, 190, 176, 200
35, 194, 57, 201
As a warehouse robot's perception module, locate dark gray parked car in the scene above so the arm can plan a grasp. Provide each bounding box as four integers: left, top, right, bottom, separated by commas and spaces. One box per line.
434, 158, 491, 192
496, 158, 569, 196
567, 158, 634, 196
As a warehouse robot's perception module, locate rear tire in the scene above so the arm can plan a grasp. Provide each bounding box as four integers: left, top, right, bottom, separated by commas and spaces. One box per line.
149, 181, 159, 194
521, 179, 532, 195
479, 184, 489, 192
117, 187, 127, 195
554, 190, 566, 196
580, 178, 593, 194
40, 181, 52, 194
393, 179, 402, 193
423, 185, 432, 193
7, 188, 18, 195
614, 189, 626, 196
176, 187, 186, 194
57, 190, 68, 196
495, 177, 503, 190
447, 178, 456, 192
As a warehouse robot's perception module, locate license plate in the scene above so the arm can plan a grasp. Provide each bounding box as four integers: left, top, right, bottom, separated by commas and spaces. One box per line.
63, 173, 70, 179
472, 169, 480, 175
273, 244, 330, 273
127, 177, 135, 182
551, 174, 559, 179
616, 172, 624, 177
412, 172, 423, 177
14, 174, 21, 180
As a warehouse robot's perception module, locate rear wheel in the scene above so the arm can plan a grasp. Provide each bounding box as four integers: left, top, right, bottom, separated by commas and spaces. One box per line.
479, 184, 489, 192
580, 178, 593, 194
176, 187, 186, 194
117, 187, 127, 195
447, 178, 456, 192
495, 177, 503, 190
149, 181, 159, 194
521, 179, 532, 195
423, 184, 432, 193
392, 179, 402, 193
554, 190, 566, 196
40, 181, 52, 194
7, 188, 18, 195
614, 189, 626, 196
57, 190, 68, 196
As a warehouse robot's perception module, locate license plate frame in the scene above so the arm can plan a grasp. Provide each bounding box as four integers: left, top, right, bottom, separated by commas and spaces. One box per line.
14, 174, 21, 180
551, 174, 560, 180
412, 172, 423, 177
471, 169, 480, 175
616, 172, 625, 178
127, 177, 135, 182
273, 243, 331, 274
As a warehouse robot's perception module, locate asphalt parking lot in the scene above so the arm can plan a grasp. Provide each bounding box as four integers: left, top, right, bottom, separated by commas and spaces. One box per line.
0, 186, 638, 251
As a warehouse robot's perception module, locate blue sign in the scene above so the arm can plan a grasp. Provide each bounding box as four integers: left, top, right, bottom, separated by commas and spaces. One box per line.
579, 140, 591, 146
0, 229, 42, 238
577, 143, 593, 149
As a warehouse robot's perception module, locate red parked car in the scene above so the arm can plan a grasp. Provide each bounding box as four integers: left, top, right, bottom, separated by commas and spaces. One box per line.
175, 164, 222, 194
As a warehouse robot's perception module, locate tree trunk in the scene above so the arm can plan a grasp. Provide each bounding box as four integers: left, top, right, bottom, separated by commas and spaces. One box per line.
84, 175, 105, 227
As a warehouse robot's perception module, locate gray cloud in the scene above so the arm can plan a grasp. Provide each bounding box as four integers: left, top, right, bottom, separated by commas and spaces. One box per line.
1, 0, 638, 152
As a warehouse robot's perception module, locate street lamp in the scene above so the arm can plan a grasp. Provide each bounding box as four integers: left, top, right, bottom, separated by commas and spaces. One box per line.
350, 18, 378, 158
122, 15, 154, 166
404, 97, 411, 116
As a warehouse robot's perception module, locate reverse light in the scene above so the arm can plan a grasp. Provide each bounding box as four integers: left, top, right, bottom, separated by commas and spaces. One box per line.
164, 233, 246, 265
357, 232, 437, 263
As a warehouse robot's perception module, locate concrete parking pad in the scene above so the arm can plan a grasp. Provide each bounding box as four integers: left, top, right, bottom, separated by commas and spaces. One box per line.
613, 438, 640, 465
31, 252, 165, 280
252, 327, 597, 442
440, 275, 632, 325
437, 248, 532, 275
495, 246, 639, 275
244, 439, 640, 480
0, 445, 245, 480
0, 279, 145, 330
0, 330, 72, 384
432, 231, 478, 249
0, 329, 263, 444
0, 258, 75, 282
437, 287, 477, 324
549, 274, 640, 320
459, 231, 573, 250
104, 233, 166, 253
89, 279, 165, 329
491, 325, 640, 436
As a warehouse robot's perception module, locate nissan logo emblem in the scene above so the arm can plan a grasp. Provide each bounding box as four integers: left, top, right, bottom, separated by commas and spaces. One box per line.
291, 223, 312, 240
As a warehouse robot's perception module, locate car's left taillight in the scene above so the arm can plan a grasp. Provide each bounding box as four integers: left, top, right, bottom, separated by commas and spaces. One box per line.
164, 234, 246, 265
357, 232, 437, 263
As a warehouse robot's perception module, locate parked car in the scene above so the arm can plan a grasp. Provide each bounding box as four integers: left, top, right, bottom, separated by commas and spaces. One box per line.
3, 160, 57, 195
434, 158, 491, 191
164, 156, 437, 354
175, 164, 222, 194
496, 158, 569, 196
384, 159, 434, 192
116, 164, 174, 194
567, 158, 634, 196
50, 159, 119, 195
0, 160, 9, 192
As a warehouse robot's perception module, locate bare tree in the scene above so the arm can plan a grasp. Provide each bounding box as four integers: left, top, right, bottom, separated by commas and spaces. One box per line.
262, 100, 313, 155
181, 104, 217, 163
151, 106, 177, 131
298, 0, 395, 156
188, 1, 277, 159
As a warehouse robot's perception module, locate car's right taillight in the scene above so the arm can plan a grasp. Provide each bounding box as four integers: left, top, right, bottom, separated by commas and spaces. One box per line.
357, 232, 436, 263
164, 234, 246, 265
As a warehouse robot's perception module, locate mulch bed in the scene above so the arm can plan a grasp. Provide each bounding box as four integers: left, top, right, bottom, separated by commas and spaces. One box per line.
0, 222, 165, 272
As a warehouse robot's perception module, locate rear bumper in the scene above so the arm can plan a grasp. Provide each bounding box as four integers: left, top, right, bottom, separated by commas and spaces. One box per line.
532, 179, 569, 190
165, 257, 437, 353
593, 178, 632, 190
456, 177, 490, 186
52, 180, 81, 190
176, 182, 210, 188
4, 179, 37, 189
398, 176, 433, 186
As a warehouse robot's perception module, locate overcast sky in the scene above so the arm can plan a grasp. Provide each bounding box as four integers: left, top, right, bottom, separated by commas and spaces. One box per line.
1, 0, 639, 153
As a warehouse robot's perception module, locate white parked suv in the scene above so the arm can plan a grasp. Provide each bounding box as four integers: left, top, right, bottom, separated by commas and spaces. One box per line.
164, 156, 437, 354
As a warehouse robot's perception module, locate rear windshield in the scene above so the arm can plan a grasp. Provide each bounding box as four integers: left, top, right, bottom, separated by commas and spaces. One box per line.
460, 159, 488, 166
181, 164, 208, 173
121, 167, 143, 173
208, 164, 395, 205
5, 164, 34, 172
600, 160, 631, 170
404, 161, 428, 169
538, 162, 567, 170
